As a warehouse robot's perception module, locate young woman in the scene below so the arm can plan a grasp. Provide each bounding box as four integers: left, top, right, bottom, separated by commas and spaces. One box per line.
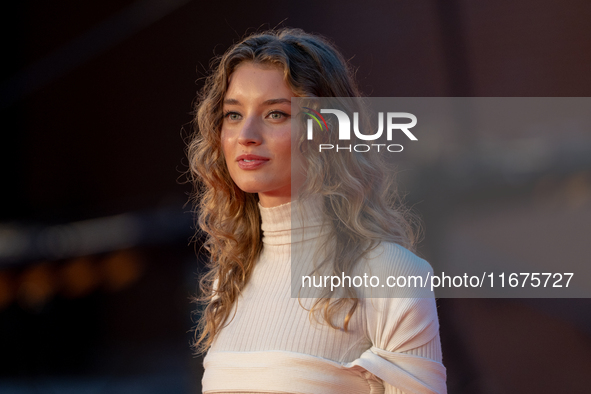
188, 28, 446, 394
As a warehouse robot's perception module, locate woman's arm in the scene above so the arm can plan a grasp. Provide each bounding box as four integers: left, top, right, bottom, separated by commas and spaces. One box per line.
364, 296, 447, 394
383, 332, 443, 394
357, 243, 447, 394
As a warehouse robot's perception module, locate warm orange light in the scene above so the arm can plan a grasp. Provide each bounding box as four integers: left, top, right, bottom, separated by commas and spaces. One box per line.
17, 263, 55, 310
60, 257, 99, 298
101, 249, 143, 292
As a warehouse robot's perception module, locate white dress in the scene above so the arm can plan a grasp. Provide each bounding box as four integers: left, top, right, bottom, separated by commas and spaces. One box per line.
202, 199, 447, 394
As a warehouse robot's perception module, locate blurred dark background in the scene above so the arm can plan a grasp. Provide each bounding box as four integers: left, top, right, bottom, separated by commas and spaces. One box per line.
1, 0, 591, 393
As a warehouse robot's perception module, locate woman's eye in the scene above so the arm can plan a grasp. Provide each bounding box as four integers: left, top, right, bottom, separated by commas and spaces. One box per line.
268, 111, 288, 120
224, 112, 241, 121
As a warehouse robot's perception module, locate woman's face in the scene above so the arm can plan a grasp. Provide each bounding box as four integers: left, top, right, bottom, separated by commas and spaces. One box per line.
221, 62, 305, 208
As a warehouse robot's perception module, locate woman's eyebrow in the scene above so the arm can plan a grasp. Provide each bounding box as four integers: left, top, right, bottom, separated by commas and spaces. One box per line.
223, 98, 291, 106
262, 98, 291, 106
223, 98, 240, 105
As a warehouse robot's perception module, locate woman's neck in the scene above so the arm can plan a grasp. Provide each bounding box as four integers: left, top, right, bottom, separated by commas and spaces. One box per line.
258, 194, 291, 208
258, 195, 328, 245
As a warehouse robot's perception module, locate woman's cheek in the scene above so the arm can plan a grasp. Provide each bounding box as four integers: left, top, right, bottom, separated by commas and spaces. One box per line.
220, 130, 232, 157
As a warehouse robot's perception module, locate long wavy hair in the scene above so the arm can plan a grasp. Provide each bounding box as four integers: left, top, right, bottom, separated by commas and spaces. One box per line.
187, 28, 418, 355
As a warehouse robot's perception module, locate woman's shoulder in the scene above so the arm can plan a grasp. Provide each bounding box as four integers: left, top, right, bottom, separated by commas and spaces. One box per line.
363, 242, 433, 276
352, 241, 434, 298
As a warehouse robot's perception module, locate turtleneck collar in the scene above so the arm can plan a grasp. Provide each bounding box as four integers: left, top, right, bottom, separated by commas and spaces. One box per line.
258, 195, 329, 245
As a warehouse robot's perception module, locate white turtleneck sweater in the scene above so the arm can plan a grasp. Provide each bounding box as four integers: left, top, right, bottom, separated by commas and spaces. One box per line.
202, 199, 446, 394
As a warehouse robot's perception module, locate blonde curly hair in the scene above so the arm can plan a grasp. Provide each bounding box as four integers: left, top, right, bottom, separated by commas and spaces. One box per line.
187, 28, 418, 354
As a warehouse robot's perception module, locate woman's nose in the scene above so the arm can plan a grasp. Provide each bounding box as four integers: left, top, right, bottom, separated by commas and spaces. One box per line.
237, 117, 262, 146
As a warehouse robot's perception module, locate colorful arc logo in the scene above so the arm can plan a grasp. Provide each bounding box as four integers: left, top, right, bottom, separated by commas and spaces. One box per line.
302, 107, 329, 133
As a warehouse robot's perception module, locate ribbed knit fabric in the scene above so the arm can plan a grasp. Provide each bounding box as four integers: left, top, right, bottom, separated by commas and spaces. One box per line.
202, 198, 446, 394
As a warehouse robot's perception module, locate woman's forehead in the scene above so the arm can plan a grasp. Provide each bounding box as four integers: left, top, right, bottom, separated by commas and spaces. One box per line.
224, 63, 293, 103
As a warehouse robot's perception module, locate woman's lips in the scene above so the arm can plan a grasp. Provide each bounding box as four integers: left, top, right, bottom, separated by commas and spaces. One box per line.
236, 154, 270, 170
